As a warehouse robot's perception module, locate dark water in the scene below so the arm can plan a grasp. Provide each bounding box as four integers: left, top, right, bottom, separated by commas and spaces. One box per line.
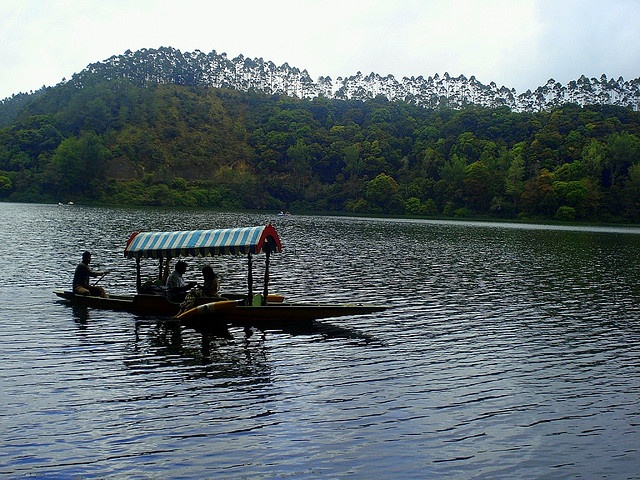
1, 203, 639, 479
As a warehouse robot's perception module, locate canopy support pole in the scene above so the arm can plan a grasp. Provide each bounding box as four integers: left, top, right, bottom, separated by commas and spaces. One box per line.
158, 257, 164, 284
247, 252, 253, 306
262, 249, 270, 305
163, 258, 171, 284
136, 258, 142, 293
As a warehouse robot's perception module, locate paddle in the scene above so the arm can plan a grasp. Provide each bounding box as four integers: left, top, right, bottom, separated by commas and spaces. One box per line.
91, 271, 108, 286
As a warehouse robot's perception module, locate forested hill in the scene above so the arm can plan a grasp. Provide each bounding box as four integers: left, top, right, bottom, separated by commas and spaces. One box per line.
2, 47, 640, 117
9, 46, 640, 114
1, 56, 640, 222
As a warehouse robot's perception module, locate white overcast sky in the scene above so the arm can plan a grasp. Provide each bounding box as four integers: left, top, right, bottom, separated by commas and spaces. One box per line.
1, 0, 639, 99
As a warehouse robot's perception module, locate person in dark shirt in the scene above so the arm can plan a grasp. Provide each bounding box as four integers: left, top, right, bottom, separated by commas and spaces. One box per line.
73, 251, 108, 297
165, 260, 196, 303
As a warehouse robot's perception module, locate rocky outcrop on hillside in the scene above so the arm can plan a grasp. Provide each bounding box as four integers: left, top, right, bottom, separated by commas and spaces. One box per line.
70, 47, 640, 112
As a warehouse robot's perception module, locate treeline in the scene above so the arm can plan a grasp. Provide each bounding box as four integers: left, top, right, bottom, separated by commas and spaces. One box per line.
1, 80, 640, 222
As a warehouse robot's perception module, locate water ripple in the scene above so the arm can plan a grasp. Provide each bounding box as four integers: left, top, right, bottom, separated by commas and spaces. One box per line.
1, 206, 639, 478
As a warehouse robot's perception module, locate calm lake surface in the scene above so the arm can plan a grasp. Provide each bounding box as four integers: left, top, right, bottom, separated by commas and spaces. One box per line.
1, 202, 639, 479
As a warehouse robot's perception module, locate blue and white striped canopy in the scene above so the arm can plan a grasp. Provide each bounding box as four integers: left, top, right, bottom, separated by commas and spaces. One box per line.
124, 225, 282, 259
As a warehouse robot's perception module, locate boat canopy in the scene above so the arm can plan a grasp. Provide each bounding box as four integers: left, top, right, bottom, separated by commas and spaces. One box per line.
124, 224, 282, 259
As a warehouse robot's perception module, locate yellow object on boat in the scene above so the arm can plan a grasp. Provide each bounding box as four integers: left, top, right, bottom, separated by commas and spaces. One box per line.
175, 300, 237, 321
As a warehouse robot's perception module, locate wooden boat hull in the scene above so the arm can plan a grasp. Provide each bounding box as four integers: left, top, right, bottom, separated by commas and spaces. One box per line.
53, 289, 181, 316
179, 300, 388, 327
55, 289, 387, 327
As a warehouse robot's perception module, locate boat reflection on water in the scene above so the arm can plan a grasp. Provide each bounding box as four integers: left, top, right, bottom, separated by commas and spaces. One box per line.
72, 305, 90, 328
249, 319, 380, 346
64, 281, 381, 378
63, 281, 381, 385
129, 316, 380, 369
127, 319, 272, 381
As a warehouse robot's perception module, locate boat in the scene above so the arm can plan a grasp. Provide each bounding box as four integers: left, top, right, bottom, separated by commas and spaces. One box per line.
54, 224, 387, 328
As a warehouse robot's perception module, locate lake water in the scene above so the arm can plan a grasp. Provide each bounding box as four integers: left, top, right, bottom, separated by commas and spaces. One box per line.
1, 203, 639, 479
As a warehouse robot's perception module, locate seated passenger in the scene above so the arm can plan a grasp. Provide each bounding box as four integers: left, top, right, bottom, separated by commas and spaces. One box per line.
165, 260, 196, 302
179, 265, 220, 313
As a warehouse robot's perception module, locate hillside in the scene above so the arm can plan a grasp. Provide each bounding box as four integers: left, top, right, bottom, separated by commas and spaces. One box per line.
69, 47, 640, 113
3, 46, 640, 121
1, 47, 640, 222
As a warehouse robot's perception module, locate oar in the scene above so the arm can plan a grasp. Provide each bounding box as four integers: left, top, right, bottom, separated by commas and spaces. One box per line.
92, 271, 108, 286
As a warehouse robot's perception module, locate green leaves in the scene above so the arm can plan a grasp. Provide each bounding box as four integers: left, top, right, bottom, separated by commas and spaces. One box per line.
1, 80, 640, 221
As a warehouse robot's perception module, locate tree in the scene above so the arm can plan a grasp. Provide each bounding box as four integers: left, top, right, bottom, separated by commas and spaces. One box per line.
44, 132, 108, 200
438, 153, 466, 208
286, 139, 313, 191
521, 169, 557, 217
463, 161, 491, 212
46, 137, 84, 199
360, 140, 390, 176
439, 153, 466, 186
505, 143, 526, 209
365, 173, 400, 212
623, 163, 640, 221
405, 197, 422, 215
553, 180, 589, 218
453, 131, 483, 162
581, 138, 606, 180
342, 144, 363, 180
3, 79, 640, 221
420, 146, 445, 179
604, 132, 640, 188
0, 174, 11, 196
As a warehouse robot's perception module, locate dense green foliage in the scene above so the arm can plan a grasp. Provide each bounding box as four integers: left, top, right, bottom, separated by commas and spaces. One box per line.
1, 80, 640, 222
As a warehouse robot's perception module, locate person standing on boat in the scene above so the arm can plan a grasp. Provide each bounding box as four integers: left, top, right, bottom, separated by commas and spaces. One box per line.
73, 251, 108, 298
179, 265, 221, 313
165, 260, 196, 302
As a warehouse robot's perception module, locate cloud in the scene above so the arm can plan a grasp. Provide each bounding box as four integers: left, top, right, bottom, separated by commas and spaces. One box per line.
0, 0, 638, 99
